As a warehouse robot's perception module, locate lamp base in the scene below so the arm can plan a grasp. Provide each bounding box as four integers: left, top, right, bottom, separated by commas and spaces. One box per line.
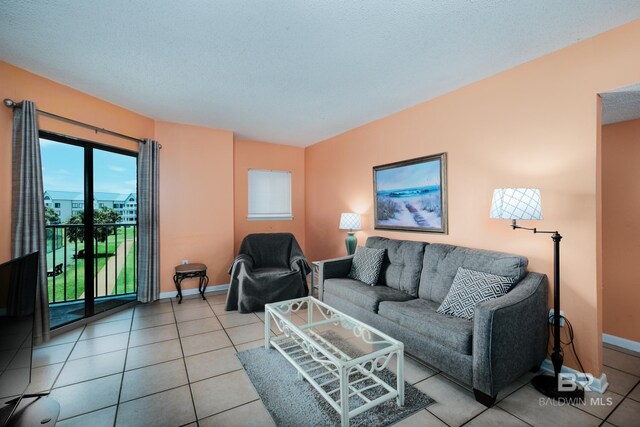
345, 232, 357, 255
531, 374, 585, 401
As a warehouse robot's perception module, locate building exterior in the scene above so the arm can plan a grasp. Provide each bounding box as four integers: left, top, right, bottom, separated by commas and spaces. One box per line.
44, 190, 137, 224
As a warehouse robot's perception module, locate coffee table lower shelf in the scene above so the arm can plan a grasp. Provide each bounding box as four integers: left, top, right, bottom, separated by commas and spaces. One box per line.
265, 297, 404, 427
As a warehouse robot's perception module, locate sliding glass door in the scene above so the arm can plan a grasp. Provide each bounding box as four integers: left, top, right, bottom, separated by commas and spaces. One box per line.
40, 131, 138, 328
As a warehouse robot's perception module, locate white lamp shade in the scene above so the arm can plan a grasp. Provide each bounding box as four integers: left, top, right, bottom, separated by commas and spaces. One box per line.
339, 213, 362, 230
490, 188, 543, 220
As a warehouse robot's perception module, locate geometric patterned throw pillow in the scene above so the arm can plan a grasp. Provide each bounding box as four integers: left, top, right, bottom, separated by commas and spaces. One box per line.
437, 267, 515, 320
348, 246, 386, 286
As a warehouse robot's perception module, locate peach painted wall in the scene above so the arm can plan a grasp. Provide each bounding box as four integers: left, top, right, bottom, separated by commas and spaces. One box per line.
305, 20, 640, 375
233, 138, 305, 253
155, 121, 235, 292
0, 61, 152, 264
0, 61, 234, 294
602, 119, 640, 343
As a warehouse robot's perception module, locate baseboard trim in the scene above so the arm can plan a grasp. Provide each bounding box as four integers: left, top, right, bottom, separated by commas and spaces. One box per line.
159, 284, 229, 300
539, 359, 608, 394
603, 333, 640, 353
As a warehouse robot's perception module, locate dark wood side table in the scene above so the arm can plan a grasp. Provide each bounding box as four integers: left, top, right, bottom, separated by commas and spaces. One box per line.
173, 263, 209, 304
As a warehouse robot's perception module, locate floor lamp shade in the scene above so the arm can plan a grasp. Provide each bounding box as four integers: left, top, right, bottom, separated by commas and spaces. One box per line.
339, 213, 361, 255
490, 188, 543, 220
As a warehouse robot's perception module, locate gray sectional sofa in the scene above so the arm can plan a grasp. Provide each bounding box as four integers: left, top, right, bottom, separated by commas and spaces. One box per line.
317, 236, 548, 406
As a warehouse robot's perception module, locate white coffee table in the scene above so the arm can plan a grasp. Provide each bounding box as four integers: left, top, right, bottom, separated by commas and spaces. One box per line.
265, 296, 404, 427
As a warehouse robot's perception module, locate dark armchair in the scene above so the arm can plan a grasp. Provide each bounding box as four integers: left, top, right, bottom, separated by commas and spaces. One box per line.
225, 233, 310, 313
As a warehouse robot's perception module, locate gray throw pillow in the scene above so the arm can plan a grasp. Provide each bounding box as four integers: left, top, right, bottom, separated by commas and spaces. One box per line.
348, 246, 386, 286
437, 267, 515, 320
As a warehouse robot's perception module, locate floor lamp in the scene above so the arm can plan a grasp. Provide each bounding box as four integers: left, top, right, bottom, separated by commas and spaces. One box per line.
490, 188, 584, 400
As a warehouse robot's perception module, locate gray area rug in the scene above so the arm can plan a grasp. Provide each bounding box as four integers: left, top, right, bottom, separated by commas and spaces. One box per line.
237, 332, 435, 427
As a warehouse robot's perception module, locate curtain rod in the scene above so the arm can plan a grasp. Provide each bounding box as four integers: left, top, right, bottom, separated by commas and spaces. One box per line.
3, 98, 161, 148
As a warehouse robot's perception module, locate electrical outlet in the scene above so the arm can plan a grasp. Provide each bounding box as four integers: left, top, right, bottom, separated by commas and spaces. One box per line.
548, 309, 565, 327
181, 259, 189, 265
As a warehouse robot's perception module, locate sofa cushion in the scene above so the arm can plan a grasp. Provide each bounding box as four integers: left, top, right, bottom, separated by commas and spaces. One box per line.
323, 278, 415, 313
437, 267, 515, 319
378, 299, 474, 355
348, 246, 386, 286
419, 244, 528, 304
366, 236, 427, 297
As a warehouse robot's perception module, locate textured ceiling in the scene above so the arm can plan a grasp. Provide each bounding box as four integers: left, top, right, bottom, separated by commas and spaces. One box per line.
602, 84, 640, 125
1, 1, 640, 146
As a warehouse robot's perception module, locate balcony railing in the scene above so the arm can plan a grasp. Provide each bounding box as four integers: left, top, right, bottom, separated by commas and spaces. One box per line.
46, 223, 137, 304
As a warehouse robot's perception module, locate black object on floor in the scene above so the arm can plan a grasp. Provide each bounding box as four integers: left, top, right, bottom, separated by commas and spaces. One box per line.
531, 374, 585, 402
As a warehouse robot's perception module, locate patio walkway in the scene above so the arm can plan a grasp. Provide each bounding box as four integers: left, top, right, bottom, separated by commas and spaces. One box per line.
79, 239, 134, 298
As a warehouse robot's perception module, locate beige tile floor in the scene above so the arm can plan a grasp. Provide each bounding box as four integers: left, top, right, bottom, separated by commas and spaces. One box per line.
32, 292, 640, 426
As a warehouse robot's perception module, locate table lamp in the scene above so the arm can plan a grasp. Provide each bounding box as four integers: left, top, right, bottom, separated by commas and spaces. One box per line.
490, 188, 584, 400
339, 213, 361, 255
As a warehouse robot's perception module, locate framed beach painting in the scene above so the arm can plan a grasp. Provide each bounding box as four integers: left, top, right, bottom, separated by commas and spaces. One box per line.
373, 153, 448, 234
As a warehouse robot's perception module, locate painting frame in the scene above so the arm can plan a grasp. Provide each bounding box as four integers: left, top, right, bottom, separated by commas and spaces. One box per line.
373, 153, 448, 234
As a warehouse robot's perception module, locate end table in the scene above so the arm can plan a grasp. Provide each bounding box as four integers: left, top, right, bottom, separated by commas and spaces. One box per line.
173, 263, 209, 304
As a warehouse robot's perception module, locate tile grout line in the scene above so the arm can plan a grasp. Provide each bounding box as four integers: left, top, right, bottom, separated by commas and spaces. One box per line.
66, 299, 224, 406
46, 297, 232, 424
47, 324, 86, 394
602, 363, 640, 378
206, 296, 241, 354
50, 370, 127, 393
196, 398, 262, 424
424, 406, 452, 427
76, 325, 132, 342
567, 382, 630, 422
406, 375, 452, 427
55, 405, 118, 424
117, 383, 194, 406
204, 296, 279, 424
570, 400, 616, 422
171, 297, 201, 427
413, 371, 535, 427
63, 344, 128, 364
484, 382, 535, 427
51, 336, 128, 423
600, 377, 640, 425
112, 303, 137, 427
628, 383, 640, 403
494, 407, 535, 427
604, 345, 640, 360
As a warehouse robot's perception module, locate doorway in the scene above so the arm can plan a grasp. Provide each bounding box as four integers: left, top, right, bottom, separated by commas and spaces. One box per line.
40, 131, 138, 328
599, 84, 640, 357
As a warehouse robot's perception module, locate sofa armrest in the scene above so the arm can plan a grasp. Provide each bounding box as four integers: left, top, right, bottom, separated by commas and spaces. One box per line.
472, 272, 548, 397
315, 255, 354, 301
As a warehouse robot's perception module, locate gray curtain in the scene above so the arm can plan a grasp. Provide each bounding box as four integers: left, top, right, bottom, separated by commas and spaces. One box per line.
137, 139, 160, 302
11, 101, 50, 343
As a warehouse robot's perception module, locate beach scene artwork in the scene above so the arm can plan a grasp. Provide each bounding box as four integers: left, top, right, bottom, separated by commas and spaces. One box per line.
374, 154, 446, 232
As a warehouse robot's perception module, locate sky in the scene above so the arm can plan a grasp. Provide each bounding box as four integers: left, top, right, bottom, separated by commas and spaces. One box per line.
376, 159, 441, 191
40, 138, 137, 195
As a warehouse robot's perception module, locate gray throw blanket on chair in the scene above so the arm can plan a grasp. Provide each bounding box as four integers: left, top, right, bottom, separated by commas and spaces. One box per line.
225, 233, 310, 313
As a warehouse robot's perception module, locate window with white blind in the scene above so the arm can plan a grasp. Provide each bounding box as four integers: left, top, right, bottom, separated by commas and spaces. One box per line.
247, 169, 292, 220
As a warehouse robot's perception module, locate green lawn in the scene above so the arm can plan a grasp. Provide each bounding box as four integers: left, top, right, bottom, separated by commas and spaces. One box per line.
114, 241, 137, 295
47, 227, 137, 303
